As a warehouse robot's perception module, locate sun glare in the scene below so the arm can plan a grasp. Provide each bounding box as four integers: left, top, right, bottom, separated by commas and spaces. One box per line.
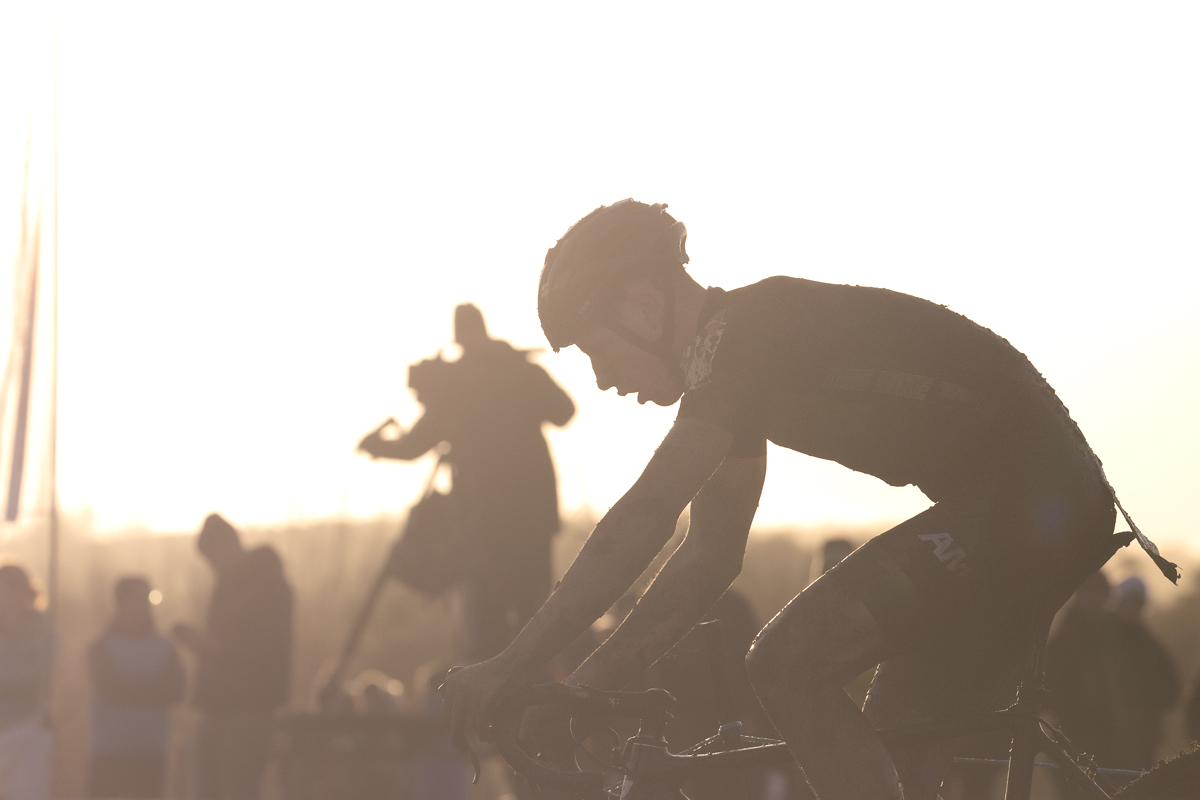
2, 3, 1191, 549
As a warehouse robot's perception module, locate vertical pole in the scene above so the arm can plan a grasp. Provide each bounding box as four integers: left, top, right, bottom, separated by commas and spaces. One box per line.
46, 0, 59, 622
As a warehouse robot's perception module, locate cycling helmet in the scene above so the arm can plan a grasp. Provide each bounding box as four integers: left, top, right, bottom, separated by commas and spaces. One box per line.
538, 199, 689, 354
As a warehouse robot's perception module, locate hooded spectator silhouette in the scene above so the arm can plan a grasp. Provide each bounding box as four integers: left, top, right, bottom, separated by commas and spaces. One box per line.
173, 513, 293, 800
810, 538, 855, 585
1045, 570, 1122, 800
1106, 576, 1179, 770
359, 303, 574, 661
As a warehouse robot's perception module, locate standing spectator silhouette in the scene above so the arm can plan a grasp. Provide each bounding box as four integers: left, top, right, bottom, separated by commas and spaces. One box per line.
0, 564, 54, 800
88, 576, 185, 798
1106, 576, 1179, 770
359, 303, 574, 661
1185, 662, 1200, 746
1045, 571, 1117, 799
173, 513, 293, 800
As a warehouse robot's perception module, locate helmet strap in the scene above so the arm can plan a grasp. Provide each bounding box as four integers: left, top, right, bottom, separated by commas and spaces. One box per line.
600, 274, 681, 378
654, 278, 679, 373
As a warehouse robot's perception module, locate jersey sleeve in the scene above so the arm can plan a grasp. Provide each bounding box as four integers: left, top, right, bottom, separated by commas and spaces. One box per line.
675, 306, 767, 459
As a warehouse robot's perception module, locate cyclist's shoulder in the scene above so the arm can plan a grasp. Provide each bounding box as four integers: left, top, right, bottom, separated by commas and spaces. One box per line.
693, 276, 1042, 389
716, 276, 989, 329
715, 274, 814, 310
699, 276, 812, 345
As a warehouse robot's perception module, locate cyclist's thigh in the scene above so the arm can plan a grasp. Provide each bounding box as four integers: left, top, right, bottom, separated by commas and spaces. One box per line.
751, 435, 1112, 689
851, 468, 1074, 796
749, 495, 991, 690
847, 466, 1090, 647
756, 473, 1029, 690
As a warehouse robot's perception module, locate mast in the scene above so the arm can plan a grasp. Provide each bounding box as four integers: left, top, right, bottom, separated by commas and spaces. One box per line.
47, 1, 59, 620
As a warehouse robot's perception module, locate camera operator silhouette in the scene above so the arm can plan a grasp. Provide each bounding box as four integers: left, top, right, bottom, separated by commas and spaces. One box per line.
359, 303, 575, 661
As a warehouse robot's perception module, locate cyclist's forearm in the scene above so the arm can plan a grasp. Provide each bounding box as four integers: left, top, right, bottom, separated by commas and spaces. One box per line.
569, 537, 737, 691
568, 452, 761, 691
497, 497, 680, 678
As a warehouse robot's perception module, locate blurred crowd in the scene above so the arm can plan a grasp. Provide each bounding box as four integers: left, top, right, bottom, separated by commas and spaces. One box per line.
0, 510, 294, 800
1043, 571, 1182, 798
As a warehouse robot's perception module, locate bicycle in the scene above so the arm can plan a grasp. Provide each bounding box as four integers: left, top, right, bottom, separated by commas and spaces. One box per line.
487, 614, 1200, 800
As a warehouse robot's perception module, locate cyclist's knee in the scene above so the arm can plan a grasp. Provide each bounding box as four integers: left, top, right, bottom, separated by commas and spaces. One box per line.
746, 641, 797, 697
745, 604, 826, 692
744, 628, 779, 689
747, 580, 885, 696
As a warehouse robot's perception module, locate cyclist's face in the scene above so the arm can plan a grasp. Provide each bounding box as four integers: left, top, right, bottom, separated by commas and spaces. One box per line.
575, 323, 684, 406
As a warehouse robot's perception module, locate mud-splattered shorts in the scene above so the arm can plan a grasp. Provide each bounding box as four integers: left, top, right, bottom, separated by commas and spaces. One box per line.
839, 430, 1119, 715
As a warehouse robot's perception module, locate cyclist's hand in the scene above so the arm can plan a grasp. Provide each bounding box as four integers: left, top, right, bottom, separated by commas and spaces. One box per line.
440, 657, 522, 748
519, 701, 577, 765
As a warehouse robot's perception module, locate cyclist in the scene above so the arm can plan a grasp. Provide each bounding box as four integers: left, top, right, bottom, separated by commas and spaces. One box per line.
440, 199, 1177, 799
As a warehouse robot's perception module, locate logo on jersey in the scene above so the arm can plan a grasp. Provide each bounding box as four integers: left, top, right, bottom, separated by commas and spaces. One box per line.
918, 532, 968, 572
681, 309, 727, 392
822, 367, 975, 404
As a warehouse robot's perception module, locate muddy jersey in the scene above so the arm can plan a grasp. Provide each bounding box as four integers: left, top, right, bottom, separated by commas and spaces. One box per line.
676, 277, 1093, 502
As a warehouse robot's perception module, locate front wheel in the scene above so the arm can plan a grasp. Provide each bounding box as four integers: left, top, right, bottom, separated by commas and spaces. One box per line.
1112, 746, 1200, 800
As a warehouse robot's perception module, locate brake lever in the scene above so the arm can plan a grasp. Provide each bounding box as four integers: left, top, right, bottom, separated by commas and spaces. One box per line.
439, 667, 481, 785
451, 730, 482, 785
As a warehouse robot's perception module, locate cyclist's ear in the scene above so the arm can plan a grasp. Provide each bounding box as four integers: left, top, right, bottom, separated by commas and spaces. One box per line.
611, 276, 667, 341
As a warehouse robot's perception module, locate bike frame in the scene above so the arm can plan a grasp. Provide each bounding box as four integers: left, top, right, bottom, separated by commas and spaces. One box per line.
500, 537, 1143, 799
607, 685, 1129, 800
500, 619, 1137, 800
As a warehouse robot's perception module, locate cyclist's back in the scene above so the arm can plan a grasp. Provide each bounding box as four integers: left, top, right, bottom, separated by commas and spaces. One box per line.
683, 275, 1089, 496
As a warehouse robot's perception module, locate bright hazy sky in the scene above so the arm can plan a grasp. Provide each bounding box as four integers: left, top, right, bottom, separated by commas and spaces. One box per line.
4, 4, 1198, 553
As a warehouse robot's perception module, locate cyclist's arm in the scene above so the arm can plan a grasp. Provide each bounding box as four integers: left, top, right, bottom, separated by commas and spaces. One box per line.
494, 418, 734, 681
567, 447, 765, 691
